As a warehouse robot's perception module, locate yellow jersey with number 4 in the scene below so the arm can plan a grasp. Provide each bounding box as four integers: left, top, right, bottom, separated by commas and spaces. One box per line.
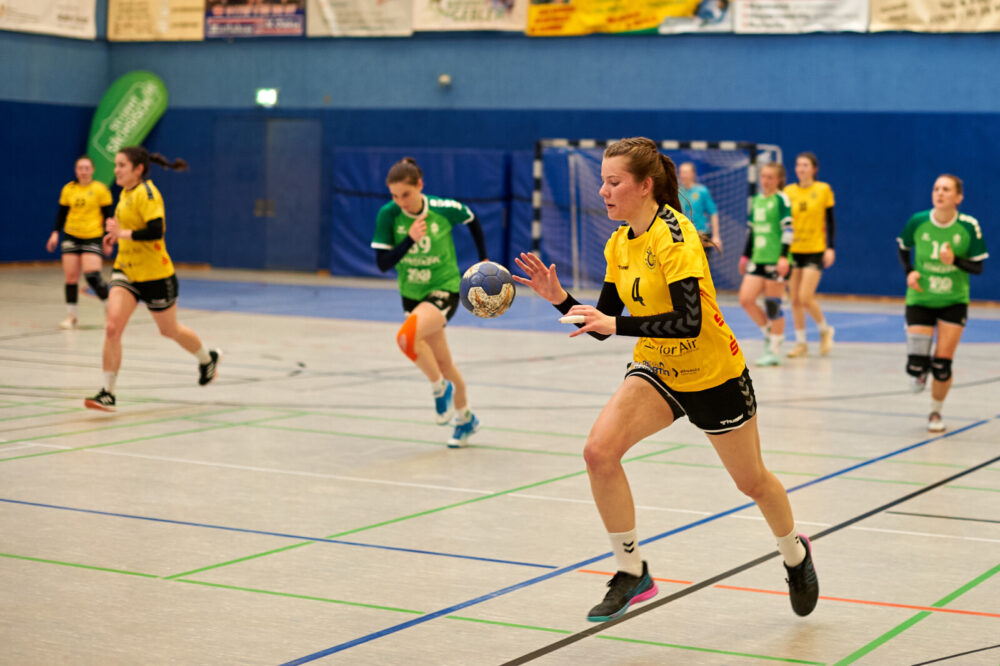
604, 207, 746, 392
113, 180, 174, 282
59, 180, 113, 239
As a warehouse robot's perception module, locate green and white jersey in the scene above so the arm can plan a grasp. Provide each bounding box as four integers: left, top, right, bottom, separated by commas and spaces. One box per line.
898, 210, 988, 307
748, 191, 793, 265
371, 194, 474, 300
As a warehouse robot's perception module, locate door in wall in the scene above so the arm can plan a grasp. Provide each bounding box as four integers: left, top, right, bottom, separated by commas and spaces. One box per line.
211, 117, 322, 271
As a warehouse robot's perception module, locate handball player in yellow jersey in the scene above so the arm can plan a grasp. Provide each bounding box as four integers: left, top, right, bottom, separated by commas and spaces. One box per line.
514, 138, 818, 622
46, 156, 113, 329
84, 146, 220, 411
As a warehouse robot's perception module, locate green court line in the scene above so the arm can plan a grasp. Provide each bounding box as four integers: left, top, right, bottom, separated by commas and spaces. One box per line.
0, 407, 82, 423
162, 543, 314, 580
0, 552, 158, 578
0, 406, 248, 448
597, 635, 825, 665
162, 446, 683, 580
0, 550, 816, 663
175, 579, 424, 614
834, 562, 1000, 665
0, 411, 305, 463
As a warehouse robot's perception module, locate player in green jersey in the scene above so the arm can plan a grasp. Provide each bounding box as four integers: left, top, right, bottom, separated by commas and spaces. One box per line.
371, 157, 489, 448
898, 174, 988, 432
739, 162, 793, 367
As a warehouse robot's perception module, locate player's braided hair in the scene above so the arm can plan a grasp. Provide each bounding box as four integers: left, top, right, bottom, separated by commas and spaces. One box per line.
386, 157, 422, 186
119, 146, 189, 179
604, 137, 682, 213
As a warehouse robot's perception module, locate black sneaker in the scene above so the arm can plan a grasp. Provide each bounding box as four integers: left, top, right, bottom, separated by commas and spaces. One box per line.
84, 388, 116, 412
784, 534, 819, 616
198, 349, 220, 386
586, 561, 658, 622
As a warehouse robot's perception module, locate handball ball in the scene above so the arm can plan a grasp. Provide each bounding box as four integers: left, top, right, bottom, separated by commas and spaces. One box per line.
460, 261, 516, 318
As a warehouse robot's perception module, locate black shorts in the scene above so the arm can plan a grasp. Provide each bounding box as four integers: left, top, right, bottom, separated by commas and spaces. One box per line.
109, 271, 178, 312
746, 261, 784, 282
905, 303, 968, 328
61, 233, 104, 256
791, 252, 824, 271
625, 364, 757, 434
402, 290, 460, 322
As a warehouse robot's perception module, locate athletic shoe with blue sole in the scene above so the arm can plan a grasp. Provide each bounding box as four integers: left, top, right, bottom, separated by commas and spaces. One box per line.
447, 413, 479, 448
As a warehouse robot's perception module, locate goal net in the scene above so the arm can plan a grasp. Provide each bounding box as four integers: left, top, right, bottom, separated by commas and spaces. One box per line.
532, 139, 781, 292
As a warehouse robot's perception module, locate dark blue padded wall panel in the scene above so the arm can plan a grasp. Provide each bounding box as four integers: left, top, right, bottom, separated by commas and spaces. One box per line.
329, 147, 509, 278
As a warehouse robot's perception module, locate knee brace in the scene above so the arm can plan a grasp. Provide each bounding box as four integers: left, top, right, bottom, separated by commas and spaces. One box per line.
765, 297, 783, 321
931, 357, 952, 382
84, 271, 109, 300
906, 332, 933, 377
396, 313, 418, 361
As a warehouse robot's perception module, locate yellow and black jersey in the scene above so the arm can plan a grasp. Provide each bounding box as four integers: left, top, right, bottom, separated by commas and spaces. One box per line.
113, 179, 174, 283
58, 180, 113, 239
785, 181, 835, 253
604, 206, 746, 392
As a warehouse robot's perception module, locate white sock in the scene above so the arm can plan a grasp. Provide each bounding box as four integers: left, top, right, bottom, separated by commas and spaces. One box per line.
769, 334, 784, 355
431, 377, 448, 396
795, 328, 806, 344
103, 371, 117, 394
818, 321, 829, 333
67, 304, 78, 317
930, 399, 944, 413
455, 406, 472, 423
760, 325, 770, 340
193, 346, 212, 364
608, 528, 643, 576
776, 528, 806, 567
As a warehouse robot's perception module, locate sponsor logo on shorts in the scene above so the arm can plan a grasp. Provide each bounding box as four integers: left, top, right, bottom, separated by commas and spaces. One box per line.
719, 415, 744, 425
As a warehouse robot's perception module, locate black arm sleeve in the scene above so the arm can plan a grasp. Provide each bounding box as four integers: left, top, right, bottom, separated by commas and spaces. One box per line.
375, 236, 416, 272
742, 227, 754, 258
615, 277, 702, 339
899, 246, 914, 275
953, 257, 984, 275
466, 216, 488, 262
130, 218, 164, 241
825, 207, 836, 249
553, 281, 623, 341
54, 205, 69, 232
101, 204, 114, 220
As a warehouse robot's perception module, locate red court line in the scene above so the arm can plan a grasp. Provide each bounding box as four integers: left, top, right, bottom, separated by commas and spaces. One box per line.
578, 570, 1000, 619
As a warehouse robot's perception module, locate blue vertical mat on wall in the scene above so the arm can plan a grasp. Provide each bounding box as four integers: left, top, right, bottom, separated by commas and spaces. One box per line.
330, 147, 509, 277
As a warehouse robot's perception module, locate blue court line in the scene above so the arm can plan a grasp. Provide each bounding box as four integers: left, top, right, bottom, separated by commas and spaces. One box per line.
0, 498, 555, 571
280, 418, 991, 665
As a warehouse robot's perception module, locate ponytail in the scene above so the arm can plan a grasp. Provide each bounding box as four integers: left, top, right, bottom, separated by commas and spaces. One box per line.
119, 146, 188, 179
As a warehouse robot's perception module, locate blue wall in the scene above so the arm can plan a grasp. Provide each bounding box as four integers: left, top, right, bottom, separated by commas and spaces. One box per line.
2, 28, 997, 299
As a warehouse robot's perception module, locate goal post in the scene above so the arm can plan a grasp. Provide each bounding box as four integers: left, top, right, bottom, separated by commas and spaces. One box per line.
532, 139, 781, 292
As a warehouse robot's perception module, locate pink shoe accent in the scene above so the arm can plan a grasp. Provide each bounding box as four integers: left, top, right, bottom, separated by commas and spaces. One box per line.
630, 584, 658, 605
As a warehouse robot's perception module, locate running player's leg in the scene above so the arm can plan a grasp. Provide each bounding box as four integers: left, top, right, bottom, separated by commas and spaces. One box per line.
905, 305, 936, 394
60, 252, 82, 329
760, 277, 786, 365
86, 285, 138, 410
707, 414, 818, 616
423, 328, 479, 447
738, 274, 768, 334
149, 304, 220, 385
799, 266, 833, 354
80, 251, 109, 306
583, 375, 674, 620
927, 319, 964, 432
787, 267, 808, 357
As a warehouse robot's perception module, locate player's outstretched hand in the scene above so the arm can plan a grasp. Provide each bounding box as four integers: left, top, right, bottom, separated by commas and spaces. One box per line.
513, 252, 566, 304
564, 304, 615, 338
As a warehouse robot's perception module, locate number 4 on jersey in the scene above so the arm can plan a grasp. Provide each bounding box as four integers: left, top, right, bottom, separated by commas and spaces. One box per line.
631, 277, 645, 306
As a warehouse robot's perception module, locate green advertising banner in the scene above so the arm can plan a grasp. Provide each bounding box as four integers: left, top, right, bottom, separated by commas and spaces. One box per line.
86, 71, 168, 185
